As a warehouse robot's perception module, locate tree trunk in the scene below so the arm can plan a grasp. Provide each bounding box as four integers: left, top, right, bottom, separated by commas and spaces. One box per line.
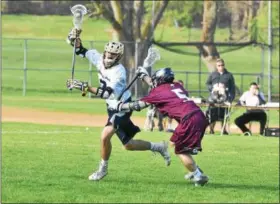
198, 1, 219, 72
94, 0, 168, 97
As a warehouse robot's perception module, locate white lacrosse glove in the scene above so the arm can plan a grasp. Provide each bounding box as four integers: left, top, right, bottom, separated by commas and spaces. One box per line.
108, 100, 124, 112
136, 66, 149, 81
66, 28, 82, 46
66, 79, 88, 92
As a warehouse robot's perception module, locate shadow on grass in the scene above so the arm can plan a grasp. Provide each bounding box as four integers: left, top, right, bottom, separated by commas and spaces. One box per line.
208, 182, 279, 191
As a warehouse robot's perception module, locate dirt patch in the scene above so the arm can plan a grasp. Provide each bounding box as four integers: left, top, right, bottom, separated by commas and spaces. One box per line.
1, 106, 146, 128
1, 106, 262, 134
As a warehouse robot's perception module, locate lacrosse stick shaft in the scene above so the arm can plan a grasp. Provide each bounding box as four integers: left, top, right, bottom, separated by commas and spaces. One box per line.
117, 75, 138, 100
71, 39, 77, 80
117, 47, 160, 101
69, 4, 87, 96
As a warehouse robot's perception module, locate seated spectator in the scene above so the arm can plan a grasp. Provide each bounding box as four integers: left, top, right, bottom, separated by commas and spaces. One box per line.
234, 82, 267, 136
205, 58, 236, 135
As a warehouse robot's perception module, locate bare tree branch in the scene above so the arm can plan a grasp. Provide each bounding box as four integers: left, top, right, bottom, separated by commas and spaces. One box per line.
99, 2, 122, 32
147, 0, 169, 40
110, 1, 123, 26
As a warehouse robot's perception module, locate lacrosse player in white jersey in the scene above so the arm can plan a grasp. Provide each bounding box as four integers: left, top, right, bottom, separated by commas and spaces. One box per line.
65, 28, 170, 181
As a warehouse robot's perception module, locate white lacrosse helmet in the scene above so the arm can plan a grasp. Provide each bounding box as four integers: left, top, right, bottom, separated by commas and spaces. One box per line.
103, 41, 124, 68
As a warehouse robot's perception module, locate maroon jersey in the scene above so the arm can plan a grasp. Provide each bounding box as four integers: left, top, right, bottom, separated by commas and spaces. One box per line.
141, 82, 201, 122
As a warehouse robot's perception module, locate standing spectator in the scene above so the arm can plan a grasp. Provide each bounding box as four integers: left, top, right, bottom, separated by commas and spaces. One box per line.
234, 82, 267, 136
205, 58, 236, 134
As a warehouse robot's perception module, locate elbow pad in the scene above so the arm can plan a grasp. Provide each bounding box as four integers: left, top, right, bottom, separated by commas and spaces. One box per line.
96, 86, 113, 99
128, 101, 141, 111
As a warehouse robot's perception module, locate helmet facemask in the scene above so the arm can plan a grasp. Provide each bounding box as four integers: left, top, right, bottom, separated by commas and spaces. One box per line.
103, 42, 124, 68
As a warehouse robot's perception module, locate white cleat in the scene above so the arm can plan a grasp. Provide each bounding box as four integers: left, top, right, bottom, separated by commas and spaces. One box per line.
88, 165, 108, 181
193, 175, 209, 187
184, 172, 194, 181
158, 141, 171, 166
184, 166, 204, 181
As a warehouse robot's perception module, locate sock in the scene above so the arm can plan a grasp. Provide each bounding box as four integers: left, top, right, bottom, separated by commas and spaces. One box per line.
100, 159, 108, 167
192, 167, 202, 178
150, 142, 162, 152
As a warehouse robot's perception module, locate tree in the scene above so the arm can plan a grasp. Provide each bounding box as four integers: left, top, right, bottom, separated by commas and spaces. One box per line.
87, 0, 169, 95
196, 1, 220, 72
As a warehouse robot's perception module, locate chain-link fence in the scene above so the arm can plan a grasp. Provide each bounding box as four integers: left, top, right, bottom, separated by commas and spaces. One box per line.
2, 38, 279, 101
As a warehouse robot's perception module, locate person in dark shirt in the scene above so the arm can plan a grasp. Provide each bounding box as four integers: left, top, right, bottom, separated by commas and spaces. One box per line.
235, 82, 267, 136
109, 67, 209, 186
205, 58, 236, 134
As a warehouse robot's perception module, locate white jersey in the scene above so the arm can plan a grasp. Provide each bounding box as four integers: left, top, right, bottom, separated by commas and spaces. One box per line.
85, 49, 131, 105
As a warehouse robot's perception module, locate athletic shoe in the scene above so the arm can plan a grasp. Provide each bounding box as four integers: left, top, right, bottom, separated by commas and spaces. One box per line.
88, 163, 108, 181
244, 131, 252, 136
157, 141, 171, 166
184, 166, 204, 181
193, 175, 209, 186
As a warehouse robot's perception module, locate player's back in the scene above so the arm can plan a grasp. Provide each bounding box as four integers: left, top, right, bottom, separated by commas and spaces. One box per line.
141, 82, 201, 121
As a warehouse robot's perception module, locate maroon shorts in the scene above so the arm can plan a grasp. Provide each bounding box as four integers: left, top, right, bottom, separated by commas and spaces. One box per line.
170, 111, 208, 155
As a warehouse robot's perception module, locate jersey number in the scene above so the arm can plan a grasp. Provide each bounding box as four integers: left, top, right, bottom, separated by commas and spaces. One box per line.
171, 88, 189, 100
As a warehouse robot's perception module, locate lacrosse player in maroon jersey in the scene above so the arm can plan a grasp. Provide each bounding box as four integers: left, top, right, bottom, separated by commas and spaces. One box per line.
109, 67, 209, 186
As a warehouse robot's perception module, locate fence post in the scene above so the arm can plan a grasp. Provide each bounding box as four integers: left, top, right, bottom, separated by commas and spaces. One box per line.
88, 41, 94, 98
240, 74, 244, 93
23, 39, 28, 96
261, 44, 265, 90
134, 41, 138, 99
198, 51, 202, 96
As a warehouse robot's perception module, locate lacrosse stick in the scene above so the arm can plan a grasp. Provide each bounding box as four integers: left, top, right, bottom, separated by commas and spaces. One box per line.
117, 47, 161, 100
69, 4, 87, 96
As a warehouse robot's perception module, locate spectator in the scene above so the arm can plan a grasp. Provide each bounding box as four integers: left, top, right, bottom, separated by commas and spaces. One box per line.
205, 58, 236, 134
234, 82, 267, 136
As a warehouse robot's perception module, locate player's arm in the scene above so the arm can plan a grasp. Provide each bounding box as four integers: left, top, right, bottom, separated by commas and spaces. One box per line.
111, 100, 151, 112
66, 79, 113, 99
66, 28, 89, 58
137, 66, 153, 87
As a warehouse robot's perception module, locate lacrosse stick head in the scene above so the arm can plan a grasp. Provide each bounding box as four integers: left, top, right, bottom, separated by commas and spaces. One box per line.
71, 4, 87, 29
143, 47, 161, 68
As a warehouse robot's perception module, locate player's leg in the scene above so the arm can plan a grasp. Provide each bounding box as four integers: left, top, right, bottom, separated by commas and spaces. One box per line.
157, 111, 164, 131
177, 153, 208, 185
166, 117, 174, 132
124, 139, 171, 166
170, 111, 209, 186
88, 125, 115, 181
110, 107, 171, 166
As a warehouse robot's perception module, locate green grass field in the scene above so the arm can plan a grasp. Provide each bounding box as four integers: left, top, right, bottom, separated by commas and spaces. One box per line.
2, 122, 279, 203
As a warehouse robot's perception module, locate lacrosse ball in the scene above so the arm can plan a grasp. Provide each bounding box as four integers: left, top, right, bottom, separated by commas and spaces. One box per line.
85, 127, 89, 131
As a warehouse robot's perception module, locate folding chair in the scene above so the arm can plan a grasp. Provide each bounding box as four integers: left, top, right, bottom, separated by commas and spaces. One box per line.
206, 103, 232, 136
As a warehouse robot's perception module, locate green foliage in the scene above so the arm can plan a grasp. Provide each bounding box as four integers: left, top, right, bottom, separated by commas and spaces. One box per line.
164, 1, 203, 27
254, 1, 279, 47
